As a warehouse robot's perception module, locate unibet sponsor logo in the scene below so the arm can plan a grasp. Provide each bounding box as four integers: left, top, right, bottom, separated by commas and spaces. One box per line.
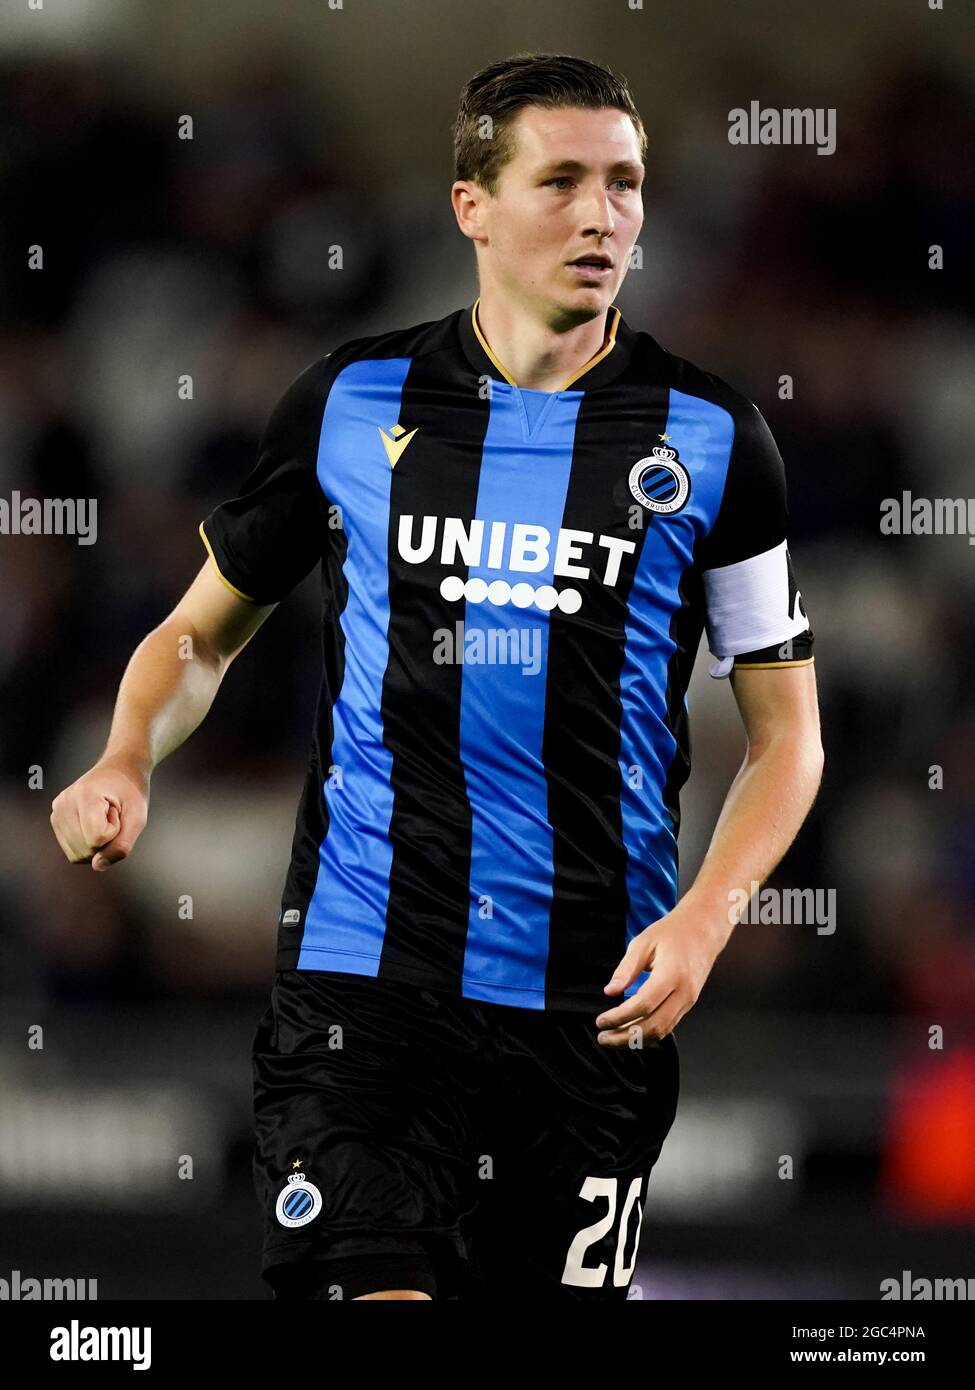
398, 515, 636, 614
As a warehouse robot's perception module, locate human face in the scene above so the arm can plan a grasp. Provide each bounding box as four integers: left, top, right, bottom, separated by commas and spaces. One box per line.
475, 104, 644, 329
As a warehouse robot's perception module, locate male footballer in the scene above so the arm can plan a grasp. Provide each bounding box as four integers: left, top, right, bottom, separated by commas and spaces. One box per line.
51, 53, 824, 1300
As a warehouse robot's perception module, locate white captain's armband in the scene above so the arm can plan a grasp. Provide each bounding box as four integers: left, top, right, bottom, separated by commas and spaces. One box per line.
703, 539, 814, 680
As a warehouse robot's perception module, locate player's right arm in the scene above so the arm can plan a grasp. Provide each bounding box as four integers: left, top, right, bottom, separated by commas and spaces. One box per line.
51, 354, 332, 872
50, 560, 277, 871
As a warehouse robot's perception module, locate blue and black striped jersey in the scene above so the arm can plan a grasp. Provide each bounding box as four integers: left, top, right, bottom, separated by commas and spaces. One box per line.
199, 300, 813, 1012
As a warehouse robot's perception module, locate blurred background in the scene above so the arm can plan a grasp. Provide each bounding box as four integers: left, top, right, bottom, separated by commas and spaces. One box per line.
1, 0, 974, 1299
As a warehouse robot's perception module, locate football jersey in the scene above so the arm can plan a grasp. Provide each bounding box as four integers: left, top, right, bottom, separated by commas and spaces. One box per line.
199, 299, 814, 1012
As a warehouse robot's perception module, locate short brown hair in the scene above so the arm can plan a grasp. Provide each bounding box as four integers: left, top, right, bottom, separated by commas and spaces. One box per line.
453, 52, 647, 194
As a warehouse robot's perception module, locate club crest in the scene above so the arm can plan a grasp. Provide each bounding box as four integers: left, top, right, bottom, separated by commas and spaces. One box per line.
628, 445, 691, 515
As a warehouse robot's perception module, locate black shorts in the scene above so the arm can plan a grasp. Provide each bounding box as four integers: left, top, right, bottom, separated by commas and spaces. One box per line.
252, 968, 679, 1300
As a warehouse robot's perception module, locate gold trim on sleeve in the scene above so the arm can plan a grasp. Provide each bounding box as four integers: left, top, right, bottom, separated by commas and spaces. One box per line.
198, 520, 258, 604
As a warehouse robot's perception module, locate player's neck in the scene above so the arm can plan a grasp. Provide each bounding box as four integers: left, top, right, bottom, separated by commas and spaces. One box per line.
473, 292, 612, 393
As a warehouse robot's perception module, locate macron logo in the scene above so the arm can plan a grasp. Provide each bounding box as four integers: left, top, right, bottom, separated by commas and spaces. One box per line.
379, 423, 419, 468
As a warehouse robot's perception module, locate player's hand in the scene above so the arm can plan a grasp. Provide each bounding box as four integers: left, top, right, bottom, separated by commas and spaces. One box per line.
50, 757, 150, 872
594, 901, 722, 1047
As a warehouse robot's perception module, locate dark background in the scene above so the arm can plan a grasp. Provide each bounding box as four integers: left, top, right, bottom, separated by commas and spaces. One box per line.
1, 0, 973, 1299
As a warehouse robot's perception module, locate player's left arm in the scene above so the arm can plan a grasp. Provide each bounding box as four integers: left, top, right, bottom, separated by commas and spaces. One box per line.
596, 390, 824, 1045
595, 662, 824, 1045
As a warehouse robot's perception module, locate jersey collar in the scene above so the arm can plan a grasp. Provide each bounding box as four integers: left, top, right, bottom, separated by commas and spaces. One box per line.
457, 296, 636, 392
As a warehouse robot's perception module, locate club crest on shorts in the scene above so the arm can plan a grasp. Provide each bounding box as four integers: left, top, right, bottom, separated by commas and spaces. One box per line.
628, 445, 691, 515
275, 1171, 323, 1228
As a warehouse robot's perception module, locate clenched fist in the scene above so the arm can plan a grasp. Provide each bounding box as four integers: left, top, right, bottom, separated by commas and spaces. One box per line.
50, 758, 150, 872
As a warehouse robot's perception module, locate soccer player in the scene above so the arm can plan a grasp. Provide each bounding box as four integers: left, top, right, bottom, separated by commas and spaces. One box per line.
50, 53, 823, 1300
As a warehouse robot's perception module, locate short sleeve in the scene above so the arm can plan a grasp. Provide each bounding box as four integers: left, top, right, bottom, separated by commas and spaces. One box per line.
697, 399, 814, 678
198, 357, 331, 605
